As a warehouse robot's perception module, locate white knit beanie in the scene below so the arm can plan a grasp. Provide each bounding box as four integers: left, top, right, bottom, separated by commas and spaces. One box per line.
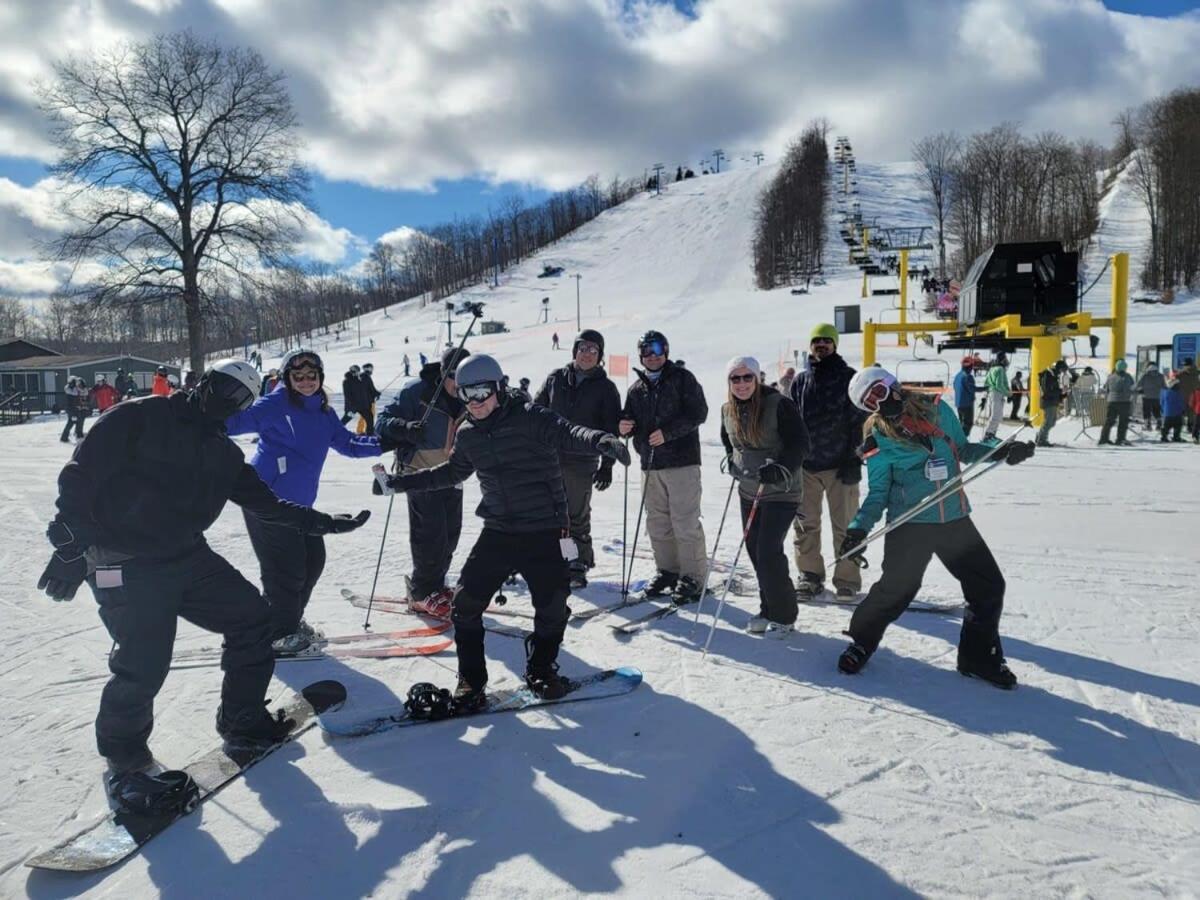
726, 356, 761, 379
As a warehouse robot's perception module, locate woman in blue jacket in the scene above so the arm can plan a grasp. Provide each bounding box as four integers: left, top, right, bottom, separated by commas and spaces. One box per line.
228, 349, 382, 652
836, 367, 1034, 688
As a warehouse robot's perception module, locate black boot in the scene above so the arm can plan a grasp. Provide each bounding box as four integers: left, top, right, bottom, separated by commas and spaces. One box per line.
671, 575, 704, 605
524, 634, 570, 700
216, 702, 295, 752
838, 642, 871, 674
568, 562, 588, 590
957, 630, 1017, 689
452, 674, 488, 713
644, 570, 679, 598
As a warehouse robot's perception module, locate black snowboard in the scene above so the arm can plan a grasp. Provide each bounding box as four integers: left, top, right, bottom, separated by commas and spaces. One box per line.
25, 680, 346, 872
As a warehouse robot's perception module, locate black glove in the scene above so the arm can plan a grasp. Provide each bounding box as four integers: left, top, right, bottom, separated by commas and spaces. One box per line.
312, 510, 371, 535
756, 462, 790, 485
384, 474, 410, 494
402, 421, 425, 441
598, 434, 631, 467
37, 520, 88, 602
378, 433, 402, 454
593, 460, 614, 491
998, 440, 1035, 466
839, 527, 868, 565
836, 457, 862, 485
978, 397, 987, 412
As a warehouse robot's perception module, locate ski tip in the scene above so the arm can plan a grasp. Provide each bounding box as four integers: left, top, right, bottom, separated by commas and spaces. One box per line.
613, 666, 643, 685
301, 680, 348, 714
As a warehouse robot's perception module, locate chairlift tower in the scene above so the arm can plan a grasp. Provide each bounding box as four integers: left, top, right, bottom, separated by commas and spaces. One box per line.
712, 149, 726, 173
651, 163, 665, 196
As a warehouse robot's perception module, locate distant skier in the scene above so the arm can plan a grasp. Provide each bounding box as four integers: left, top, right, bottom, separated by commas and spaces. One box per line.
1098, 360, 1135, 446
953, 356, 977, 436
226, 349, 382, 653
151, 367, 171, 397
982, 353, 1009, 440
1035, 361, 1067, 446
379, 354, 630, 706
359, 362, 381, 433
340, 364, 361, 425
534, 329, 622, 589
552, 333, 560, 351
1159, 376, 1185, 442
1135, 362, 1165, 429
90, 375, 119, 414
37, 359, 369, 778
377, 347, 471, 617
60, 377, 89, 443
402, 354, 411, 377
620, 330, 710, 603
836, 367, 1034, 688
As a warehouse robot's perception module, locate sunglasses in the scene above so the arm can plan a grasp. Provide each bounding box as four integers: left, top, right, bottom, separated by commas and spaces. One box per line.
640, 341, 666, 358
811, 338, 835, 346
289, 370, 320, 383
729, 373, 757, 384
576, 342, 601, 356
459, 382, 497, 403
861, 381, 891, 412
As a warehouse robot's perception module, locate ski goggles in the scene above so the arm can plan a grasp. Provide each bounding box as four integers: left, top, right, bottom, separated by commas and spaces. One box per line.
860, 381, 892, 412
575, 341, 601, 356
458, 382, 498, 403
287, 352, 323, 372
639, 341, 666, 358
288, 369, 320, 383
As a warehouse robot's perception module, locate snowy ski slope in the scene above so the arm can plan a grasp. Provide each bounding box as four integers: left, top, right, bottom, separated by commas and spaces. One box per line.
2, 162, 1199, 898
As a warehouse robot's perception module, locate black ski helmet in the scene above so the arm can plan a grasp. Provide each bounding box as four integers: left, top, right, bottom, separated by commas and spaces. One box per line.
573, 329, 605, 359
637, 330, 668, 358
441, 346, 470, 378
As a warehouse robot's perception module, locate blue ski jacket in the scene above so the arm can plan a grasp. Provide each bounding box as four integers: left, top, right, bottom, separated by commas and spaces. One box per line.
850, 400, 995, 533
227, 385, 381, 506
952, 369, 977, 409
1160, 385, 1185, 418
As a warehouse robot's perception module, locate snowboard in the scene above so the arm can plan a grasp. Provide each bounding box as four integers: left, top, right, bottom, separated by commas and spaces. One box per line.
318, 667, 642, 738
26, 680, 347, 873
803, 592, 963, 616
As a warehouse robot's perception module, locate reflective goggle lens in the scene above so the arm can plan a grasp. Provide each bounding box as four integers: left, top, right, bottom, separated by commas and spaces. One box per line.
459, 383, 497, 403
640, 341, 665, 358
862, 381, 891, 412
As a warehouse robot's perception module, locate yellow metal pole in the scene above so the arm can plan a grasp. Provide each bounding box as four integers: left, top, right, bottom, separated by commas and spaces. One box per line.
898, 248, 909, 348
861, 270, 868, 299
863, 321, 877, 368
1109, 252, 1128, 371
1028, 335, 1061, 428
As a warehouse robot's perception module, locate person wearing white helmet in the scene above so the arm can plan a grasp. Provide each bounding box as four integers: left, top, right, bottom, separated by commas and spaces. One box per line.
37, 358, 371, 784
836, 366, 1034, 688
380, 353, 631, 708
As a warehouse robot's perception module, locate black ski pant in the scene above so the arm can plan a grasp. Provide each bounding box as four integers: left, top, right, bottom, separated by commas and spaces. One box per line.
560, 456, 598, 570
741, 496, 798, 625
407, 487, 463, 601
453, 528, 569, 687
243, 511, 326, 638
61, 410, 85, 440
1100, 400, 1131, 443
848, 518, 1005, 658
1161, 416, 1183, 441
340, 409, 356, 425
1009, 394, 1023, 420
91, 542, 274, 764
956, 406, 973, 438
1142, 397, 1161, 427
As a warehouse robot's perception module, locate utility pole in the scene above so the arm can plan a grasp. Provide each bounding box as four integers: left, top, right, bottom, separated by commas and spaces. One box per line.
753, 151, 764, 165
651, 163, 665, 196
713, 149, 726, 172
445, 301, 454, 347
572, 274, 582, 330
354, 304, 362, 346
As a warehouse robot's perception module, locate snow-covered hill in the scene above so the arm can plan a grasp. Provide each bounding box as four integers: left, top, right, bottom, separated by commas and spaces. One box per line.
3, 162, 1199, 898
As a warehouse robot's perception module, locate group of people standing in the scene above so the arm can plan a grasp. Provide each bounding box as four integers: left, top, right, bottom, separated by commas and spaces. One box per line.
340, 362, 382, 433
39, 323, 1038, 787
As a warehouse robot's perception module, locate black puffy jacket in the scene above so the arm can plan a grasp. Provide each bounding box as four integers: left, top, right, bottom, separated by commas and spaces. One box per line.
394, 394, 613, 532
53, 393, 319, 560
622, 361, 708, 470
789, 352, 866, 472
534, 364, 621, 462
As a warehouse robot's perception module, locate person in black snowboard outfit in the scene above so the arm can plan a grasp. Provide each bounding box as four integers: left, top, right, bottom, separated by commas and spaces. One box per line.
381, 354, 630, 706
534, 329, 622, 588
37, 359, 370, 776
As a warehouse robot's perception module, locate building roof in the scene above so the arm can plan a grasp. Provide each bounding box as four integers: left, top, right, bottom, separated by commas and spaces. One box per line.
0, 337, 60, 356
0, 354, 178, 372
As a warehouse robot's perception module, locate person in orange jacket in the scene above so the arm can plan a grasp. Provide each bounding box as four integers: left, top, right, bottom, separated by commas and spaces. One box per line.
151, 366, 171, 396
90, 375, 120, 412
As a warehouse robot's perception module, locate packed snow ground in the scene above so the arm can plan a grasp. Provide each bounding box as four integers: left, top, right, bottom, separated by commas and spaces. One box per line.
3, 163, 1199, 898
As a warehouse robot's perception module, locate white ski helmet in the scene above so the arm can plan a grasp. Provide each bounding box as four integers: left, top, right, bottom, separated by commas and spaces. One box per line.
847, 365, 899, 412
197, 358, 261, 419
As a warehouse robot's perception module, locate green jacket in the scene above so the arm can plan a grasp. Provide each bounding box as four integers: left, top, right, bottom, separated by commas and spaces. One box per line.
984, 365, 1009, 395
850, 400, 996, 533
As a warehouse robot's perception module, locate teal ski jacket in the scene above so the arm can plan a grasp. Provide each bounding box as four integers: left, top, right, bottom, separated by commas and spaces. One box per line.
850, 400, 996, 532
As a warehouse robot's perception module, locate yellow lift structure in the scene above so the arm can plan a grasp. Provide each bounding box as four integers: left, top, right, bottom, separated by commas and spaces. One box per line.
862, 253, 1130, 426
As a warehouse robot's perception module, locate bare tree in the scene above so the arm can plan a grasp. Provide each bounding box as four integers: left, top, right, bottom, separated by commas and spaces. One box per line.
0, 298, 30, 337
912, 131, 961, 276
38, 30, 310, 373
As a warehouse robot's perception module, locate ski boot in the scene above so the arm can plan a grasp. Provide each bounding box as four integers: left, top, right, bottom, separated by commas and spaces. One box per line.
568, 562, 589, 591
271, 631, 313, 657
834, 587, 859, 604
452, 675, 488, 713
837, 642, 871, 674
216, 702, 295, 753
524, 634, 570, 700
671, 576, 703, 606
957, 646, 1017, 689
796, 575, 824, 601
763, 622, 794, 639
746, 615, 770, 635
409, 587, 454, 619
644, 570, 679, 599
297, 619, 325, 643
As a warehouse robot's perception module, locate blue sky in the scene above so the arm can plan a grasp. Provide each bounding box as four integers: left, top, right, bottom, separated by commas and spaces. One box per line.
3, 0, 1200, 299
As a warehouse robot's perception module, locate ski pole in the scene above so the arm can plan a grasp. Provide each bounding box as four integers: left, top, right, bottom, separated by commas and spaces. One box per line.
690, 475, 737, 630
702, 482, 765, 659
621, 438, 630, 597
416, 303, 485, 430
837, 424, 1029, 564
621, 447, 654, 600
363, 454, 403, 631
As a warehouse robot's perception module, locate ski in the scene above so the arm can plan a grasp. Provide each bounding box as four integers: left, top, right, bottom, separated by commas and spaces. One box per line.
318, 667, 642, 738
802, 594, 964, 616
610, 594, 712, 634
171, 623, 452, 662
26, 680, 347, 872
172, 635, 453, 667
342, 588, 535, 621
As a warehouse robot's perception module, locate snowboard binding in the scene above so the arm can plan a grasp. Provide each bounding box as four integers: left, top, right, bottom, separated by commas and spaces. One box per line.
108, 769, 200, 818
404, 682, 457, 721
